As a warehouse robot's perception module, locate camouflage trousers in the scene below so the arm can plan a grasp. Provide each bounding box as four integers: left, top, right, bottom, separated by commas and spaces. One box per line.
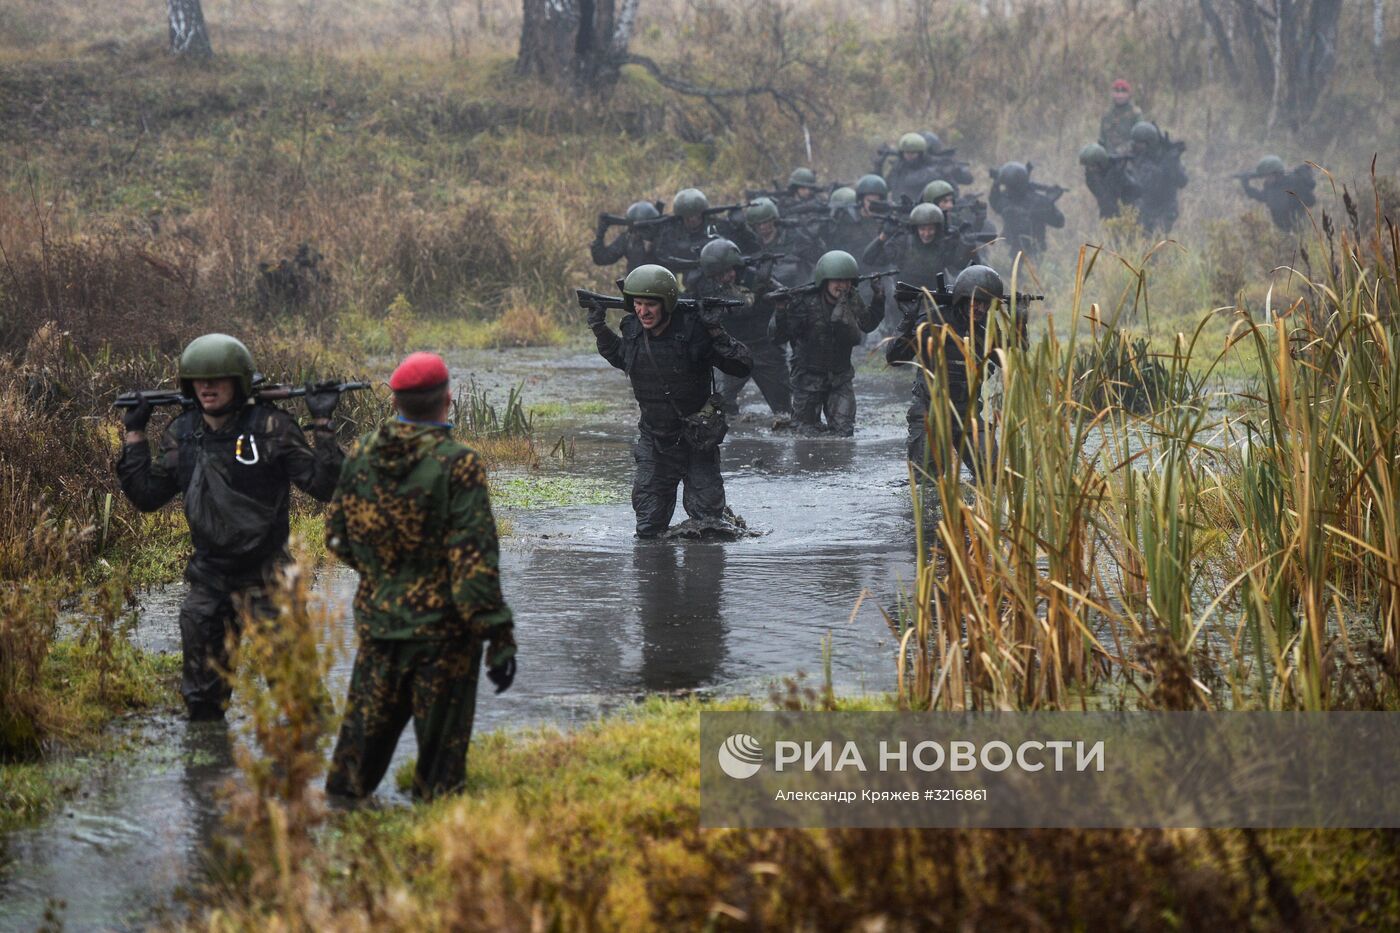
327, 637, 484, 800
717, 337, 792, 418
791, 368, 856, 436
633, 426, 725, 537
178, 579, 273, 720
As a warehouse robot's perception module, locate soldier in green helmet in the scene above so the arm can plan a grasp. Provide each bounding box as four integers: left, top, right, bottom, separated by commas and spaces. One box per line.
825, 174, 891, 268
591, 200, 662, 273
885, 132, 943, 205
887, 264, 1021, 478
863, 203, 974, 290
116, 334, 346, 720
780, 167, 825, 213
921, 179, 991, 236
687, 236, 793, 426
1125, 121, 1188, 234
1079, 143, 1139, 219
589, 264, 752, 536
768, 250, 887, 437
1237, 155, 1316, 231
654, 187, 718, 275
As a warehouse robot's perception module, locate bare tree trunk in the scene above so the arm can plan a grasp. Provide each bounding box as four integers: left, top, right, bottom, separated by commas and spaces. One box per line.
1199, 0, 1241, 81
1266, 0, 1286, 132
517, 0, 636, 89
167, 0, 213, 59
1377, 0, 1387, 57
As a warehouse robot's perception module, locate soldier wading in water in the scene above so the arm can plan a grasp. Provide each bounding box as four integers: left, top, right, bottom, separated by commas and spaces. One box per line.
589, 264, 753, 537
117, 334, 346, 721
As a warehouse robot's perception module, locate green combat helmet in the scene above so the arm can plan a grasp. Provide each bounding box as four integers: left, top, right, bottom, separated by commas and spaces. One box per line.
788, 167, 818, 190
672, 188, 710, 218
1255, 155, 1286, 177
996, 161, 1029, 190
622, 264, 679, 314
855, 174, 889, 199
700, 238, 744, 276
179, 333, 256, 397
921, 180, 956, 204
909, 203, 945, 230
746, 197, 780, 226
1130, 121, 1160, 147
899, 132, 929, 154
952, 265, 1005, 305
829, 187, 857, 208
813, 250, 860, 288
1078, 143, 1110, 168
625, 201, 661, 223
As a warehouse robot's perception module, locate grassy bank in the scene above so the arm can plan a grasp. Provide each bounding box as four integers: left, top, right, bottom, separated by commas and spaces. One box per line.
195, 696, 1400, 929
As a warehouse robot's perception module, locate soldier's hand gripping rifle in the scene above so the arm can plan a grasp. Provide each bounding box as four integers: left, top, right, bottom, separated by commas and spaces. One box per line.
766, 268, 898, 302
114, 379, 372, 411
893, 276, 957, 308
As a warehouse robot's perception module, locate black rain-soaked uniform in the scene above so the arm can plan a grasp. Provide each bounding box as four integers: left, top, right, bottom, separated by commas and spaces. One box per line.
590, 229, 659, 273
593, 309, 752, 536
887, 298, 1012, 476
1084, 160, 1141, 219
988, 186, 1065, 259
1243, 168, 1317, 231
862, 231, 973, 291
653, 222, 717, 275
689, 273, 792, 419
117, 403, 344, 716
769, 286, 883, 436
1129, 146, 1189, 234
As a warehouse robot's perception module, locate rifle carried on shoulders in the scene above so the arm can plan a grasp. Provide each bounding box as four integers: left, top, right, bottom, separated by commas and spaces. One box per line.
114, 379, 372, 411
766, 268, 898, 302
598, 200, 668, 228
661, 252, 788, 273
575, 288, 747, 315
631, 203, 748, 232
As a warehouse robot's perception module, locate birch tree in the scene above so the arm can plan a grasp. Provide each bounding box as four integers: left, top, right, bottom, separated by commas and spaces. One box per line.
516, 0, 640, 89
167, 0, 213, 59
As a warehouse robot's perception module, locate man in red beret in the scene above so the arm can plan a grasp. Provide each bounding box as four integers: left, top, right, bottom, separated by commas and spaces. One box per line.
325, 351, 516, 800
1099, 78, 1145, 157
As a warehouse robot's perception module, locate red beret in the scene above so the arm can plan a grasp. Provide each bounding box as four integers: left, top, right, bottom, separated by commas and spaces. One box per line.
389, 352, 450, 392
1112, 78, 1131, 91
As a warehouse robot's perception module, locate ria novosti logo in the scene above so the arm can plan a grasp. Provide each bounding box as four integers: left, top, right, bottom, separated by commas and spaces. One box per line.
717, 733, 764, 779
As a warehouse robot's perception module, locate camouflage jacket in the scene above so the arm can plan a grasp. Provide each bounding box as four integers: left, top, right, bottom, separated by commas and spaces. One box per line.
327, 420, 514, 649
1099, 102, 1144, 156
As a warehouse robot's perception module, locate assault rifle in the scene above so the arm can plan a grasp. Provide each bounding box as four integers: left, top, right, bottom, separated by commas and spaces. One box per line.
661, 252, 788, 273
598, 201, 668, 228
873, 144, 963, 173
893, 277, 1044, 307
114, 379, 372, 411
575, 288, 746, 315
988, 162, 1068, 201
631, 203, 747, 232
766, 268, 898, 302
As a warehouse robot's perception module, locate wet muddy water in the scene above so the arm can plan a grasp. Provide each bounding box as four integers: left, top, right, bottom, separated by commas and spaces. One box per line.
0, 345, 924, 931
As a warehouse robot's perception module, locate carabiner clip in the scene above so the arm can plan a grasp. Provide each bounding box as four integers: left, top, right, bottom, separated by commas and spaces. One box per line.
234, 433, 260, 466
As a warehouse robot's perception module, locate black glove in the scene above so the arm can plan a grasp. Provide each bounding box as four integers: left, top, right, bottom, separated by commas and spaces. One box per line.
595, 214, 610, 239
122, 395, 153, 433
586, 303, 607, 329
487, 657, 516, 694
698, 304, 724, 328
304, 383, 340, 420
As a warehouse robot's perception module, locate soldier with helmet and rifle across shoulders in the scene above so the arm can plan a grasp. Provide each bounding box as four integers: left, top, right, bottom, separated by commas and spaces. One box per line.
650, 188, 747, 276
1233, 155, 1317, 232
1125, 121, 1188, 234
921, 179, 992, 237
887, 265, 1040, 480
591, 200, 665, 272
988, 161, 1066, 261
1079, 143, 1140, 220
584, 265, 753, 538
863, 203, 977, 292
115, 333, 349, 721
768, 250, 892, 437
678, 235, 793, 427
